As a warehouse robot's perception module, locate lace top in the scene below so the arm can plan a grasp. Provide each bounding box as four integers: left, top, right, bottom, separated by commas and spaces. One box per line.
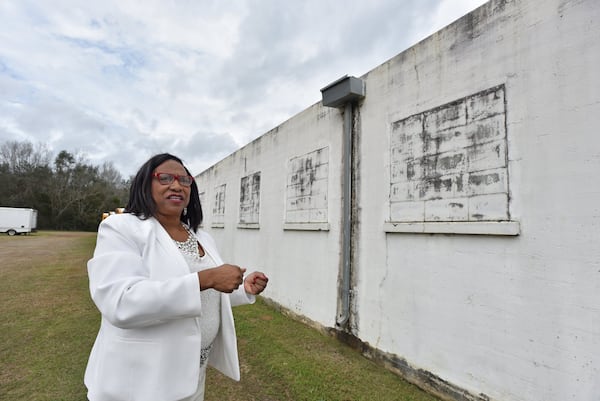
173, 225, 221, 350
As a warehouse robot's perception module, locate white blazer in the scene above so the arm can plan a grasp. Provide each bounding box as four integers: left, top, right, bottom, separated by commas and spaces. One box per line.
84, 213, 254, 401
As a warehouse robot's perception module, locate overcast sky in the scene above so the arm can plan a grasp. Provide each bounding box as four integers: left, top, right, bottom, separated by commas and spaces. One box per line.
0, 0, 487, 178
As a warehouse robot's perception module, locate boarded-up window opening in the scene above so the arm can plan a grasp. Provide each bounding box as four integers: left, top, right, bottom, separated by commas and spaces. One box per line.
211, 184, 226, 228
284, 147, 329, 230
387, 85, 518, 235
239, 172, 260, 227
198, 191, 206, 227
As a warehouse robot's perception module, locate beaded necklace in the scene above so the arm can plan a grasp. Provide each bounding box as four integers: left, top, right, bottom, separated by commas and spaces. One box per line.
173, 224, 202, 258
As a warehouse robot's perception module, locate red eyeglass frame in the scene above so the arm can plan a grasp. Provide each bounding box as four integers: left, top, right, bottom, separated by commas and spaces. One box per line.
151, 172, 194, 186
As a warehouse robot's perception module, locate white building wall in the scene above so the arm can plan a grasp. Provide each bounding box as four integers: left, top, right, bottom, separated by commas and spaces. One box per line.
198, 104, 344, 328
196, 1, 600, 400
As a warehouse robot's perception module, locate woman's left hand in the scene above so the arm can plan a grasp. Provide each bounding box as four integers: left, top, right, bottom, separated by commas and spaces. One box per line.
244, 271, 269, 295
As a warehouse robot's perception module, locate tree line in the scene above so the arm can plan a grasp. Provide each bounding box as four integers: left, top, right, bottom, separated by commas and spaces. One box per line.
0, 140, 129, 231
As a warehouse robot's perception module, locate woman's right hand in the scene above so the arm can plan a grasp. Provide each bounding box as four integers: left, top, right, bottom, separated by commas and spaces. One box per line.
199, 264, 246, 293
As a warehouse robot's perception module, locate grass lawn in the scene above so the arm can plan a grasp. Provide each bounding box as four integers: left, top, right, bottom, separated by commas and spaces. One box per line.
0, 231, 439, 401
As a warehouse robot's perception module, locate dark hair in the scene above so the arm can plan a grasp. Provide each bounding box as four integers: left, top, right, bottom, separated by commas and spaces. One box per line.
125, 153, 203, 231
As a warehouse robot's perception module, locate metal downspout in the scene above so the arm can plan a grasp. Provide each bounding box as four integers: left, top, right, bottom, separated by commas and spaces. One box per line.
337, 101, 353, 328
320, 75, 365, 331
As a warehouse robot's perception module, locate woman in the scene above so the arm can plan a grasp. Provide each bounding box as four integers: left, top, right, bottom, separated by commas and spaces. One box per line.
84, 153, 268, 401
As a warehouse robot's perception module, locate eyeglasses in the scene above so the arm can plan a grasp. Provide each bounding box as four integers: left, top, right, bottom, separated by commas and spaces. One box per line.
152, 172, 194, 187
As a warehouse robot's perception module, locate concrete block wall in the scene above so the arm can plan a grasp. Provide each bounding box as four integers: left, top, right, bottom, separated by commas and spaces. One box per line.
195, 1, 600, 400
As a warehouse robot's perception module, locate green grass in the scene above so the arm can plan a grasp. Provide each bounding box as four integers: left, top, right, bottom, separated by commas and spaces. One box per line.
0, 231, 98, 400
0, 231, 439, 401
215, 303, 440, 401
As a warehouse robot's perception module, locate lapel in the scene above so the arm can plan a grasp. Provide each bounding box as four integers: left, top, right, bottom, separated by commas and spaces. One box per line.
148, 217, 191, 278
189, 230, 233, 311
192, 230, 223, 266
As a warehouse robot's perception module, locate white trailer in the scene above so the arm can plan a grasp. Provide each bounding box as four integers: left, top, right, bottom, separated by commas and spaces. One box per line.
0, 207, 38, 236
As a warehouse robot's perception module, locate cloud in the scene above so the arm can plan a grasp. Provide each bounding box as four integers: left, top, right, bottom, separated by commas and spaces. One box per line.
0, 0, 487, 177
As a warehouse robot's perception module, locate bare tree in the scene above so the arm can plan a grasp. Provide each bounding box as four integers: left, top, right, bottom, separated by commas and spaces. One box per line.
0, 140, 128, 231
0, 140, 51, 174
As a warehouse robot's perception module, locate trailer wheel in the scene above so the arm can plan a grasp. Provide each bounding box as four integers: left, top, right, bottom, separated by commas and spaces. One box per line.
7, 229, 17, 236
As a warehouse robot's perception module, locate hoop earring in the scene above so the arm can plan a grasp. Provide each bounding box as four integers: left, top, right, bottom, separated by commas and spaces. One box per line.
183, 207, 188, 216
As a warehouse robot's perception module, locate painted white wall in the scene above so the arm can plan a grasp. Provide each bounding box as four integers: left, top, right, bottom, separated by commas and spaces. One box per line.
196, 1, 600, 400
197, 104, 344, 327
